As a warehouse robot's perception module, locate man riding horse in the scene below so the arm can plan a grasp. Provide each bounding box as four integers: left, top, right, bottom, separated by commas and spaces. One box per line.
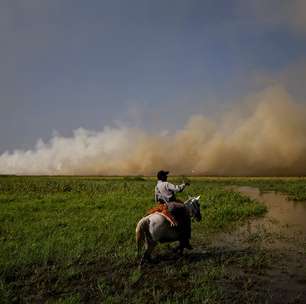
154, 170, 193, 250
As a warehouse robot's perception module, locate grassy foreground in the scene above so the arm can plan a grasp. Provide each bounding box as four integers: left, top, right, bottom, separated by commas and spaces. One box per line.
0, 175, 295, 303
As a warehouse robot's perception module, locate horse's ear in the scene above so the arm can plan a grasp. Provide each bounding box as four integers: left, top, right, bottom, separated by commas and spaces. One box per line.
196, 195, 200, 200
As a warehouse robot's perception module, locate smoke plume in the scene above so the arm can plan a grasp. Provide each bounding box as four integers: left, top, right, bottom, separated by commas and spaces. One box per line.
1, 85, 306, 176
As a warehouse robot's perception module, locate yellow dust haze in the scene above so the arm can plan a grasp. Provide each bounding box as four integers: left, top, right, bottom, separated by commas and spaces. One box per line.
1, 85, 306, 176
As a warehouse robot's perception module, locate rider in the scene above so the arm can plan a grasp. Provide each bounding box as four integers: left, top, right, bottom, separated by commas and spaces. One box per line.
154, 170, 193, 250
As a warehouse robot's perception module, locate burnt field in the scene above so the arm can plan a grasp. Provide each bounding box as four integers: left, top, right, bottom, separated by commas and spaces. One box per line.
0, 176, 305, 303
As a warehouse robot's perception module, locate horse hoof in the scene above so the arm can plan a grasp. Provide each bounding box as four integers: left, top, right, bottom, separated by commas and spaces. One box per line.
172, 245, 181, 253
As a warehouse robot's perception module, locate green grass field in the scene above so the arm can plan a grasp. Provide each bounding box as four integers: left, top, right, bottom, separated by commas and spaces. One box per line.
0, 176, 305, 303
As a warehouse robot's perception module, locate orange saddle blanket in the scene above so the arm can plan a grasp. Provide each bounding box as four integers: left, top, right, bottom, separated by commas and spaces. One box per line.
148, 204, 177, 226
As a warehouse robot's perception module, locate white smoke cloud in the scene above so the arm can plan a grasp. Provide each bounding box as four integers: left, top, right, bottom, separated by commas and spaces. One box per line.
1, 85, 306, 176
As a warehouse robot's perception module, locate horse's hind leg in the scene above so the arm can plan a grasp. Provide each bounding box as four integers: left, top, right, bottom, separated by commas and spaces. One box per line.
140, 241, 156, 265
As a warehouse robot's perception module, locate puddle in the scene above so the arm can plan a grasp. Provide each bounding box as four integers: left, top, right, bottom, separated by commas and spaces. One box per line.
239, 186, 306, 234
206, 186, 306, 303
211, 187, 306, 250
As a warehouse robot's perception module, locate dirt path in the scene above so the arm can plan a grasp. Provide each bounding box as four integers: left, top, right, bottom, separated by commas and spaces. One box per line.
204, 187, 306, 303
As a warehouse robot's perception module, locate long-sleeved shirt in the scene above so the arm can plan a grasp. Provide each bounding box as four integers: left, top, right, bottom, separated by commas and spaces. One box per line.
155, 180, 186, 203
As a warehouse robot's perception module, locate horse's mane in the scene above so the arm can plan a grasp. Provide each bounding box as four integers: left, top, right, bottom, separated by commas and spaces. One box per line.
184, 197, 193, 204
184, 197, 197, 205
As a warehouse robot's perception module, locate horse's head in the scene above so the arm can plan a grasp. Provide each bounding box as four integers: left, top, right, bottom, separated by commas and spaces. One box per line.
185, 195, 202, 221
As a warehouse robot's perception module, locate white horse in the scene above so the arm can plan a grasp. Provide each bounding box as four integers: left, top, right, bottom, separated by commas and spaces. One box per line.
136, 196, 202, 264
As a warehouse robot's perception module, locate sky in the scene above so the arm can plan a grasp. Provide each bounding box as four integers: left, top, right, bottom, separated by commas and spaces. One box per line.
1, 1, 306, 175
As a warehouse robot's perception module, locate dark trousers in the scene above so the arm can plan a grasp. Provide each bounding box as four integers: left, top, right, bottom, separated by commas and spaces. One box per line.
167, 201, 191, 241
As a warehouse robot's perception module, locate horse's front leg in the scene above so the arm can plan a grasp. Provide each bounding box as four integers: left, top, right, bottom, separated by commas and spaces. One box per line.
172, 240, 185, 255
178, 240, 185, 255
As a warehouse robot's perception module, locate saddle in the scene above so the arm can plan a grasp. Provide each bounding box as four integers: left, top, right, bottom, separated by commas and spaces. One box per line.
147, 203, 177, 226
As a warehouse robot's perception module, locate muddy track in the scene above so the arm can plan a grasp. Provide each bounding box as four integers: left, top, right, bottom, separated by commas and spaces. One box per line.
205, 187, 306, 303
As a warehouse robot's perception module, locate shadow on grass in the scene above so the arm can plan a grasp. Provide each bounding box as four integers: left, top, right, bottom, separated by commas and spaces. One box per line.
142, 245, 257, 266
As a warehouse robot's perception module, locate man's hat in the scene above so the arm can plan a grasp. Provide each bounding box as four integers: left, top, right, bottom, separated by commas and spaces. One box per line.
157, 170, 169, 180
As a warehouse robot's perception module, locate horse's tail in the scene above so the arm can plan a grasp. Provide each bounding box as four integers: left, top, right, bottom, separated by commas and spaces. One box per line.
136, 216, 150, 257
